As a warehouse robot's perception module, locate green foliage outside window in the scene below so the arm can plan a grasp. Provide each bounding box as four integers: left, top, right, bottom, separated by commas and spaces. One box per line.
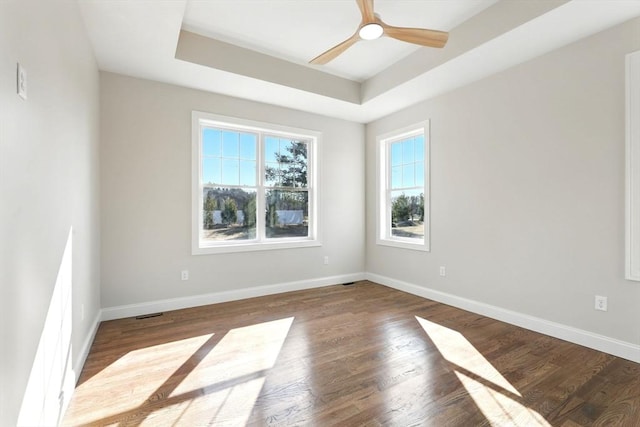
392, 193, 424, 225
221, 198, 238, 225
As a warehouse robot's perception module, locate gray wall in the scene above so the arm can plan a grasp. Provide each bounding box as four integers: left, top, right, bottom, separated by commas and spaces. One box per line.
100, 73, 365, 309
0, 1, 101, 425
366, 17, 640, 345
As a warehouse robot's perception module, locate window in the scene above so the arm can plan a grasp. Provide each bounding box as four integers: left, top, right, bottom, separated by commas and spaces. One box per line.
377, 121, 430, 251
627, 50, 640, 281
192, 111, 320, 254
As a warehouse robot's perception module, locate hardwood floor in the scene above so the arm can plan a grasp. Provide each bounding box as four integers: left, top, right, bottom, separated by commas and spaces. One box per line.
63, 281, 640, 426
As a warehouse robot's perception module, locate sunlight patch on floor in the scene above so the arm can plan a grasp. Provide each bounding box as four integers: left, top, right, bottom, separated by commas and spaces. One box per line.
69, 317, 294, 425
147, 376, 267, 426
455, 371, 549, 426
416, 316, 519, 396
70, 333, 214, 425
165, 317, 294, 424
416, 316, 550, 426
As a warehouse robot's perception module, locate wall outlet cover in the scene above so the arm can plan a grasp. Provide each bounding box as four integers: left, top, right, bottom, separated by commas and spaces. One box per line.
595, 295, 607, 311
17, 63, 27, 100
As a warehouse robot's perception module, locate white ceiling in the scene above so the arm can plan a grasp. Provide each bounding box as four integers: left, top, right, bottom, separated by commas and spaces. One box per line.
182, 0, 498, 82
78, 0, 640, 123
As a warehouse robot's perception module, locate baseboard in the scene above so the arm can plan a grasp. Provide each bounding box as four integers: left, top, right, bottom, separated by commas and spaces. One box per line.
101, 272, 366, 321
366, 272, 640, 363
60, 308, 101, 423
74, 310, 101, 379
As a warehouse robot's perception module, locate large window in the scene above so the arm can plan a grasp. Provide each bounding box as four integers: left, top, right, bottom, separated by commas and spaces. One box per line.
192, 112, 320, 254
377, 121, 430, 251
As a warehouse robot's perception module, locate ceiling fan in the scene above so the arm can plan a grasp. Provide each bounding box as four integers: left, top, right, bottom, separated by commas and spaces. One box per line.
310, 0, 449, 65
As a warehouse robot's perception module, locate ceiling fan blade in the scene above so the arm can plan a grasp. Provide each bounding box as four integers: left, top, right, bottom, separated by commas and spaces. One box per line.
383, 25, 449, 48
356, 0, 375, 23
309, 33, 360, 65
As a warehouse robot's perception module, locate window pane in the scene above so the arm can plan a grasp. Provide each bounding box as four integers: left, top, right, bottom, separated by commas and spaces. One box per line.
265, 136, 279, 163
201, 188, 257, 242
416, 161, 425, 187
202, 158, 221, 185
240, 160, 256, 186
415, 135, 424, 160
390, 190, 424, 240
281, 139, 295, 157
391, 142, 402, 166
281, 141, 307, 188
222, 131, 239, 157
203, 129, 221, 156
221, 159, 239, 185
402, 164, 415, 187
265, 189, 309, 239
391, 166, 402, 189
265, 162, 280, 186
265, 140, 308, 188
240, 133, 256, 160
403, 138, 414, 163
291, 141, 308, 187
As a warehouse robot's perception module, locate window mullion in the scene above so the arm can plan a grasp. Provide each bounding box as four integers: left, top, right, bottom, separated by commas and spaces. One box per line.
386, 141, 392, 239
198, 125, 205, 240
256, 133, 265, 243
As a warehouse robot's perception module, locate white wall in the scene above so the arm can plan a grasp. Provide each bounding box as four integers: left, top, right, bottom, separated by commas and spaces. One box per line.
100, 73, 365, 311
0, 0, 101, 425
366, 17, 640, 350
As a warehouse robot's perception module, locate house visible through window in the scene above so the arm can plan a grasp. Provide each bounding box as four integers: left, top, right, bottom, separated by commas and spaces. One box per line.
377, 121, 430, 251
192, 112, 320, 254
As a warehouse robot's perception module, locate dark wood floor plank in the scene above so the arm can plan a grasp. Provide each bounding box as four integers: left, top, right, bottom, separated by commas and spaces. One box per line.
62, 281, 640, 426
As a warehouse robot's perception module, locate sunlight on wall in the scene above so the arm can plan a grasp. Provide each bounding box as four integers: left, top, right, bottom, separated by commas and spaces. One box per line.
18, 229, 75, 426
415, 316, 550, 426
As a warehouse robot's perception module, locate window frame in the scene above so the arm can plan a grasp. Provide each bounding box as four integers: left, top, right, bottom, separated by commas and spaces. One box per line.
376, 120, 430, 251
192, 111, 321, 255
627, 50, 640, 281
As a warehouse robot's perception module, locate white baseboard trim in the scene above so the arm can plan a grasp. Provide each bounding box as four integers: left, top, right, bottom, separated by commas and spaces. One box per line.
366, 272, 640, 363
74, 310, 101, 380
101, 273, 366, 321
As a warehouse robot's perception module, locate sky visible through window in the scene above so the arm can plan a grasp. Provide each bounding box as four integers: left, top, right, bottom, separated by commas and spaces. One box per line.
203, 129, 307, 188
203, 128, 257, 186
391, 134, 424, 198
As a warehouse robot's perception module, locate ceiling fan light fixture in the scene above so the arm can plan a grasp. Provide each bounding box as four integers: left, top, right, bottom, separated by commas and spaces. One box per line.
359, 23, 383, 40
309, 0, 448, 65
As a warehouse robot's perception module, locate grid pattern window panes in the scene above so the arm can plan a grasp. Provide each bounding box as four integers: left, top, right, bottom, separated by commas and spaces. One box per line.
378, 122, 429, 251
193, 112, 318, 254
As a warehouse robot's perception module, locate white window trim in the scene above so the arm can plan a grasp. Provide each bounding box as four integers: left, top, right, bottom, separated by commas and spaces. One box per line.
376, 120, 430, 252
192, 111, 322, 255
626, 51, 640, 281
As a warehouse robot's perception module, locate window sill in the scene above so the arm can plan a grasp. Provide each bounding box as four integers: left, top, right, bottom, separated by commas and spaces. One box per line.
376, 238, 429, 252
193, 239, 321, 255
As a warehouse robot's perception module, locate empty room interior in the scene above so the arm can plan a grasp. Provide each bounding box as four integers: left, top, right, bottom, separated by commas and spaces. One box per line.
2, 0, 640, 425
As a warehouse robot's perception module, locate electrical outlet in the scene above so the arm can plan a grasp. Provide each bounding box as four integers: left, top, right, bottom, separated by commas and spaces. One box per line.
323, 256, 329, 265
181, 270, 189, 281
17, 63, 27, 100
439, 266, 446, 276
595, 295, 607, 311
